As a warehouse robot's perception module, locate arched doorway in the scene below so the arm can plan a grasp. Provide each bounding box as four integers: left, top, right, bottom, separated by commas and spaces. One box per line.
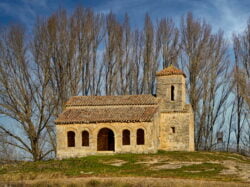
97, 128, 115, 151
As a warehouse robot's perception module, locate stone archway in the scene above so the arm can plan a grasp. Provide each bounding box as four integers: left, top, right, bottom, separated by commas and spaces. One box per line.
97, 128, 115, 151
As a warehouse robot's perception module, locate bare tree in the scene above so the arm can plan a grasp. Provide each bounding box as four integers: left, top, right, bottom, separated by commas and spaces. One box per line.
226, 100, 236, 151
156, 18, 180, 68
115, 13, 132, 95
233, 24, 250, 152
0, 132, 17, 162
103, 12, 122, 95
0, 25, 55, 161
180, 13, 211, 149
199, 32, 231, 150
130, 29, 144, 94
72, 7, 105, 96
233, 20, 250, 109
141, 13, 156, 94
180, 13, 231, 150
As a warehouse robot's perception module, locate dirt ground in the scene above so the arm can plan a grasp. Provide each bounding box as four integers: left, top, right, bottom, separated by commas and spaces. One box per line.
4, 177, 249, 187
107, 157, 250, 182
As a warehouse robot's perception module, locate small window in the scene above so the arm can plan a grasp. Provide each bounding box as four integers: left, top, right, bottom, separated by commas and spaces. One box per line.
216, 132, 223, 143
122, 130, 130, 145
67, 131, 75, 147
171, 85, 175, 101
171, 127, 176, 133
137, 129, 145, 145
82, 131, 89, 146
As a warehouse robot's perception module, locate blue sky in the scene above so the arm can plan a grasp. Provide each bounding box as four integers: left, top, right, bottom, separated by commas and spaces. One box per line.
0, 0, 249, 39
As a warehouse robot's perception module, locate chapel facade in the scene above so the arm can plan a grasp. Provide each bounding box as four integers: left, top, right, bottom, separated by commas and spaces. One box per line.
55, 66, 195, 159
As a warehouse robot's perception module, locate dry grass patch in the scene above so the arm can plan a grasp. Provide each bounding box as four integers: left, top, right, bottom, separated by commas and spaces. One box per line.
102, 159, 128, 167
0, 151, 250, 183
2, 177, 250, 187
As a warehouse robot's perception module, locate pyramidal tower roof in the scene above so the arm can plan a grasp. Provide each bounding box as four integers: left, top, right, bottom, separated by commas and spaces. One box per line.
156, 65, 186, 77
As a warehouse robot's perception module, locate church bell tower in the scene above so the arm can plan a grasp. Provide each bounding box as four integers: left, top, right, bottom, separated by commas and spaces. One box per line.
156, 65, 186, 112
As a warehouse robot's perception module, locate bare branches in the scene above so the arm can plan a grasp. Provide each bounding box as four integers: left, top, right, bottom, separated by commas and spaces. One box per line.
0, 25, 54, 161
232, 19, 250, 152
157, 18, 180, 68
233, 22, 250, 108
180, 13, 231, 150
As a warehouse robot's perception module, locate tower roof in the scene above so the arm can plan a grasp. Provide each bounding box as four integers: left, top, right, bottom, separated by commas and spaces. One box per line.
156, 65, 186, 77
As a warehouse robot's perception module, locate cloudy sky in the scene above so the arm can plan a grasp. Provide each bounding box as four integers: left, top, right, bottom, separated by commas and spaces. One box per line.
0, 0, 249, 39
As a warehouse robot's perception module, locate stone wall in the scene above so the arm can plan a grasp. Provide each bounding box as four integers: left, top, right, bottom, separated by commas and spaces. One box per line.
158, 106, 195, 151
156, 74, 194, 151
156, 75, 186, 112
56, 121, 158, 159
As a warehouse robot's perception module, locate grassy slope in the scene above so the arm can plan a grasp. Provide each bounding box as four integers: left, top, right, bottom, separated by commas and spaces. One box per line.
0, 151, 249, 183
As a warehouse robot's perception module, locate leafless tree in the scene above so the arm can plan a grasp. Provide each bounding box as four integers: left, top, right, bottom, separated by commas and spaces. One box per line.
130, 29, 144, 94
180, 12, 211, 124
233, 20, 250, 109
103, 12, 121, 95
72, 7, 105, 96
0, 25, 55, 161
233, 22, 250, 152
156, 18, 180, 68
226, 100, 236, 151
199, 32, 231, 150
180, 13, 231, 150
140, 14, 156, 94
0, 132, 17, 162
116, 14, 132, 95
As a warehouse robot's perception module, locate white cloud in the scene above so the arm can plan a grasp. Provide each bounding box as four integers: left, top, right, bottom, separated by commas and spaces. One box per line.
0, 2, 36, 25
0, 0, 249, 41
94, 0, 250, 40
21, 0, 49, 8
191, 0, 249, 39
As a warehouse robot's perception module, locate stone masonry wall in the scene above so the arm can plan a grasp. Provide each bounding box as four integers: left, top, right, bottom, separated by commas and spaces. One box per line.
156, 74, 194, 151
158, 108, 195, 151
156, 75, 186, 112
56, 121, 158, 159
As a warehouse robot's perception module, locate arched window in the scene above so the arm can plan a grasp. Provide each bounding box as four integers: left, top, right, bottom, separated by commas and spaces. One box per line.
171, 85, 175, 101
171, 127, 176, 133
82, 131, 89, 146
67, 131, 75, 147
122, 130, 130, 145
137, 129, 145, 145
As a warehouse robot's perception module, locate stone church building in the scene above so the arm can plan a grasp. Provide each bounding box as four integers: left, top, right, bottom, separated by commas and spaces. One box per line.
55, 66, 195, 159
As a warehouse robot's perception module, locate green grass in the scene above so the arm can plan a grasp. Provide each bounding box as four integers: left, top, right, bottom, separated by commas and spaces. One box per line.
0, 151, 249, 182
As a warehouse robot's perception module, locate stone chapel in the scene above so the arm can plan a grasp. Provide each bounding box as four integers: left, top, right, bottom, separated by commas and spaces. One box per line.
55, 66, 195, 159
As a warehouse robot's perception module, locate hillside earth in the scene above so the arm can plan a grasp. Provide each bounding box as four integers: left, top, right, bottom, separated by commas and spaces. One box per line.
0, 151, 250, 186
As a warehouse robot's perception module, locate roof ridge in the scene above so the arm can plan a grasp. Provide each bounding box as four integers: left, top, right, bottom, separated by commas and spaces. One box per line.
70, 94, 155, 98
65, 94, 159, 107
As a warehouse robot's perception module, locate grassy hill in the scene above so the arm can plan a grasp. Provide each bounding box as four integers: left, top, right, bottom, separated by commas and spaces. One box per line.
0, 151, 250, 186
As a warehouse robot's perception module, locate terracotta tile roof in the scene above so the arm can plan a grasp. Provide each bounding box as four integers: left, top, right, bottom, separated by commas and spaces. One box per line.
156, 65, 186, 77
66, 94, 158, 106
55, 106, 158, 124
